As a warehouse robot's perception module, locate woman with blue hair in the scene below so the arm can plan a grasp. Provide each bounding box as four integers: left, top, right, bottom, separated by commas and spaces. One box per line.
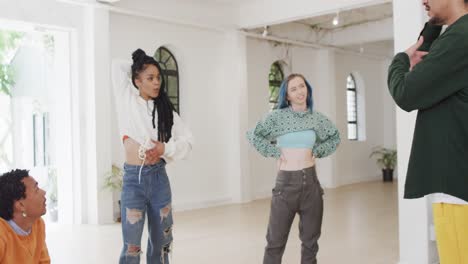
247, 73, 340, 264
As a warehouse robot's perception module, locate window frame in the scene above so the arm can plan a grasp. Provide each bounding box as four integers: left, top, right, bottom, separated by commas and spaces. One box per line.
346, 74, 358, 141
269, 61, 284, 110
154, 46, 180, 113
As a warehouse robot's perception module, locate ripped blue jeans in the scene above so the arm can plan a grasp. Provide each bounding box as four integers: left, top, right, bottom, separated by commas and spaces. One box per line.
119, 161, 173, 264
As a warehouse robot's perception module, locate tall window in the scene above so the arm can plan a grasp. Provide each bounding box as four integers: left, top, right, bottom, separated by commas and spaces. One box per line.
154, 47, 179, 113
32, 112, 50, 167
346, 74, 358, 140
269, 61, 284, 110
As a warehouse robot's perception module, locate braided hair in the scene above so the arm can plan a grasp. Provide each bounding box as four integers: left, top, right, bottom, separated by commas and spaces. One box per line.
131, 49, 175, 142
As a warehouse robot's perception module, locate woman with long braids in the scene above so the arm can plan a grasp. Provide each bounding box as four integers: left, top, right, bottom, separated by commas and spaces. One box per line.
112, 49, 193, 264
247, 73, 340, 264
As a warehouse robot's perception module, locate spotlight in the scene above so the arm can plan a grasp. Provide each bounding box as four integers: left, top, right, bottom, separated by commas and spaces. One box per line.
262, 26, 269, 37
332, 12, 340, 26
96, 0, 120, 3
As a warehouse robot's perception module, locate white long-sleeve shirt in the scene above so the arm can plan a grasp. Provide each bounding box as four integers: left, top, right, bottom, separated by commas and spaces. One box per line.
111, 59, 193, 163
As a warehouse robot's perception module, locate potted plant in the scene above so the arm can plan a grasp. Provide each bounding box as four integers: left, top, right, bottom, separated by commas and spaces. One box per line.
103, 165, 123, 222
370, 146, 397, 182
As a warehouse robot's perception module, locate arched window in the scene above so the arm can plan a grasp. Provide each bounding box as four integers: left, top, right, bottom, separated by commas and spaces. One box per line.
154, 47, 179, 113
346, 74, 358, 140
268, 61, 284, 110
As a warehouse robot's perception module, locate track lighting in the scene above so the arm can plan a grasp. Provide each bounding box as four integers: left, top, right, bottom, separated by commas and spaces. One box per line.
332, 12, 340, 26
262, 26, 269, 37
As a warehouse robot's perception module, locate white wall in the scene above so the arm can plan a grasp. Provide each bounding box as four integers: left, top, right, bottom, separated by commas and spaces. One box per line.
334, 52, 396, 186
382, 58, 396, 148
245, 38, 288, 199
109, 12, 244, 211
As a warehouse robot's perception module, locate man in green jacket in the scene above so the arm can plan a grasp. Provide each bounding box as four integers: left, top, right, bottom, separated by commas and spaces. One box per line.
388, 0, 468, 263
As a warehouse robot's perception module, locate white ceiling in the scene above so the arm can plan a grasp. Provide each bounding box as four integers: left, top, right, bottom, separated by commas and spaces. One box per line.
247, 2, 393, 32
344, 40, 394, 57
297, 2, 393, 30
210, 0, 251, 3
243, 2, 394, 56
173, 0, 251, 5
96, 0, 250, 7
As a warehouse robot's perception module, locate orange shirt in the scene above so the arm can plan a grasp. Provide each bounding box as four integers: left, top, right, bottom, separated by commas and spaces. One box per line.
0, 218, 50, 264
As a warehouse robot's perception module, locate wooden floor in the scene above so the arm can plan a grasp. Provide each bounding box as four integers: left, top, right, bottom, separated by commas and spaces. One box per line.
46, 180, 398, 264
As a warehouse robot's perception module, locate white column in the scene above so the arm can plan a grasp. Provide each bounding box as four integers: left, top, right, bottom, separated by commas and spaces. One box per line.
51, 30, 75, 224
81, 6, 113, 224
223, 30, 252, 203
382, 59, 396, 150
312, 49, 337, 188
393, 1, 437, 263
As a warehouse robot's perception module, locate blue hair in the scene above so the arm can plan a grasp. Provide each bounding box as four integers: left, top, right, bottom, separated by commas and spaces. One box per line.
276, 74, 314, 111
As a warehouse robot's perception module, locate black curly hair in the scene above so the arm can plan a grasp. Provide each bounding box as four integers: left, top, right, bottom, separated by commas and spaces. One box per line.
0, 169, 29, 220
131, 49, 175, 143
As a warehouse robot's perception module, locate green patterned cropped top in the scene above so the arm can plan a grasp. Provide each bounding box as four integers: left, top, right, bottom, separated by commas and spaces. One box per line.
246, 108, 340, 159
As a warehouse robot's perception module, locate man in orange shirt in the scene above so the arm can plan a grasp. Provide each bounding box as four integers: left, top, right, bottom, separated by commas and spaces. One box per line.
0, 169, 50, 264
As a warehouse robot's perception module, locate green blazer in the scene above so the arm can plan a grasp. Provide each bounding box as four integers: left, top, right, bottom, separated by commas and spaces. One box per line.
388, 14, 468, 202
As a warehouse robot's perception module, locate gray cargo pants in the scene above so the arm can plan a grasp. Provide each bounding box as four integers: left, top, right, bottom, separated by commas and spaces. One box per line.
263, 166, 324, 264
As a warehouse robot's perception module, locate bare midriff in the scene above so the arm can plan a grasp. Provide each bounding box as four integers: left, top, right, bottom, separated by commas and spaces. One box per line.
123, 138, 159, 165
278, 148, 315, 171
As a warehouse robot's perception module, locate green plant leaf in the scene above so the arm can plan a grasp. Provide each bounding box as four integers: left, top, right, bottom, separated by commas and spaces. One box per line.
369, 146, 397, 169
102, 165, 123, 192
0, 30, 24, 96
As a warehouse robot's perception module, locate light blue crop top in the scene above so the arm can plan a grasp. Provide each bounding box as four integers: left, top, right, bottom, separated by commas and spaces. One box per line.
276, 130, 316, 149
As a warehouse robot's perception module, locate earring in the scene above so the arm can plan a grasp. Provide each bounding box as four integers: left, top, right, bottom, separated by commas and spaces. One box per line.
22, 211, 27, 218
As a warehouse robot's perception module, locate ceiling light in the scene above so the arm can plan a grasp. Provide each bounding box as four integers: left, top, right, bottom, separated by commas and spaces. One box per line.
96, 0, 120, 3
332, 12, 340, 26
262, 26, 269, 37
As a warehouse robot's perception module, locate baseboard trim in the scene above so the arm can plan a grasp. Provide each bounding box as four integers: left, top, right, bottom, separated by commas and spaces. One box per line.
173, 196, 232, 212
396, 260, 439, 264
335, 175, 395, 188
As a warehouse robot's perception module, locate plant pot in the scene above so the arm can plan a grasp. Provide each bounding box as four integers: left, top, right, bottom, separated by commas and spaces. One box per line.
382, 169, 393, 182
